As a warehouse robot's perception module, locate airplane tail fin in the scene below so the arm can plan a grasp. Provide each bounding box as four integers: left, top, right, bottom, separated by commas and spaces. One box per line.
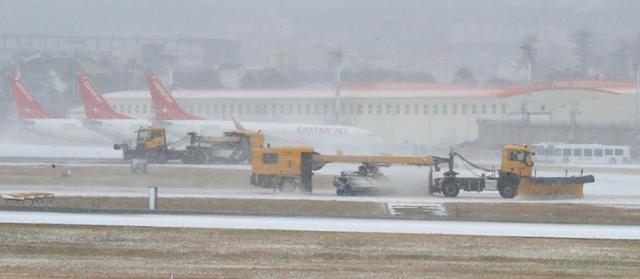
77, 74, 132, 119
146, 74, 204, 120
231, 116, 246, 131
9, 75, 59, 119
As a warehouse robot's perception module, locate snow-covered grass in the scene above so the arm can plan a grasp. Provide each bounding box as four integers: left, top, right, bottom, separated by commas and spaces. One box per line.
1, 211, 639, 240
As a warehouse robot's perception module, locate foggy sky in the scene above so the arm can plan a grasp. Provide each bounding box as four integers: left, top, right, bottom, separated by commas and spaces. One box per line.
1, 0, 639, 80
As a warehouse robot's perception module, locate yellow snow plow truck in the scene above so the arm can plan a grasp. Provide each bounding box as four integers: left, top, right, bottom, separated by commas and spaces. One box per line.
249, 144, 594, 199
114, 126, 264, 164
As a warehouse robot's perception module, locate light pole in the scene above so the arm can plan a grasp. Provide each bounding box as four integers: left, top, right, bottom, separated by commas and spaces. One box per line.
329, 49, 344, 124
636, 64, 640, 134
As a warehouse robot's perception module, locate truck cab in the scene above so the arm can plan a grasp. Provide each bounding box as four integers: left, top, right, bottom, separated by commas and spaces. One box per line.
501, 144, 534, 177
136, 126, 167, 150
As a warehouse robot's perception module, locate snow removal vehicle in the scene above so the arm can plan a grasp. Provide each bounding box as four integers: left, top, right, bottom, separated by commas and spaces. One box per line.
249, 144, 594, 199
114, 126, 264, 164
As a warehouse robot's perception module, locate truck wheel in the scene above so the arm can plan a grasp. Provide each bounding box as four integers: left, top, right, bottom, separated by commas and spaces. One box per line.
441, 179, 459, 197
337, 185, 353, 196
194, 151, 208, 164
498, 175, 519, 199
279, 180, 297, 193
148, 153, 167, 164
499, 185, 517, 199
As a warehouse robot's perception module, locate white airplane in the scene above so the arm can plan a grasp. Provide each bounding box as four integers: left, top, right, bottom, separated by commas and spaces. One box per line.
77, 74, 151, 142
8, 75, 107, 144
146, 75, 384, 153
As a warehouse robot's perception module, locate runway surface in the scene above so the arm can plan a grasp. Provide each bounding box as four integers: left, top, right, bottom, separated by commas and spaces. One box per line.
1, 210, 639, 240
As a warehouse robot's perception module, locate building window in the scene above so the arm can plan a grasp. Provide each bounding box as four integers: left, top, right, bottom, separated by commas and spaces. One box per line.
247, 105, 252, 114
197, 105, 202, 114
423, 104, 429, 114
221, 105, 226, 114
368, 104, 373, 114
213, 105, 218, 114
314, 104, 319, 114
324, 104, 329, 114
305, 105, 310, 114
414, 104, 419, 114
404, 104, 410, 114
341, 105, 346, 114
433, 104, 438, 114
142, 105, 147, 114
395, 105, 400, 114
442, 104, 448, 114
482, 104, 486, 114
272, 104, 277, 114
377, 105, 382, 114
462, 104, 467, 114
205, 105, 210, 115
492, 104, 497, 114
386, 104, 391, 114
502, 104, 507, 114
238, 105, 243, 114
288, 104, 293, 114
127, 105, 131, 114
297, 104, 302, 114
540, 104, 546, 111
349, 105, 354, 114
189, 105, 194, 113
452, 104, 457, 114
472, 104, 477, 114
229, 105, 234, 114
357, 104, 363, 114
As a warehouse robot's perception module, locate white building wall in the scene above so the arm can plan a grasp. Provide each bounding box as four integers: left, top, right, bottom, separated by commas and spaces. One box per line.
102, 88, 633, 148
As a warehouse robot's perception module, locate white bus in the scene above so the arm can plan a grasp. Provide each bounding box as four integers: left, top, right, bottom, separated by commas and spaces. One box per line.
530, 143, 631, 165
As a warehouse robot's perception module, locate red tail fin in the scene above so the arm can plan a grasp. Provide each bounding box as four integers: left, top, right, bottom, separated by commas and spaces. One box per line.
146, 74, 204, 120
9, 75, 59, 119
77, 74, 132, 119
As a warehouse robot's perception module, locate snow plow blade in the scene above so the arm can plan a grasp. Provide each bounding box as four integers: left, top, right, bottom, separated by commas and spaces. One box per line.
517, 175, 595, 199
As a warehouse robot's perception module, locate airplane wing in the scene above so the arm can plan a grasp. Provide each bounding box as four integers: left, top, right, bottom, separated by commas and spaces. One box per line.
82, 119, 104, 129
7, 117, 34, 126
152, 120, 173, 126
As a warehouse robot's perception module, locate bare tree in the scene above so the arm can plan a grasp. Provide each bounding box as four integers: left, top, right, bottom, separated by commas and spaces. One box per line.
518, 33, 539, 72
633, 33, 640, 64
606, 40, 631, 81
570, 30, 595, 78
453, 67, 475, 85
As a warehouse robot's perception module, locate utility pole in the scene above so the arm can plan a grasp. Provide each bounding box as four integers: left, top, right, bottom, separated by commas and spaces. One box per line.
521, 59, 532, 125
636, 64, 640, 134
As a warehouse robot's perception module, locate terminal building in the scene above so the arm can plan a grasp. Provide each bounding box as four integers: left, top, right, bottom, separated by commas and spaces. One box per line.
85, 80, 637, 150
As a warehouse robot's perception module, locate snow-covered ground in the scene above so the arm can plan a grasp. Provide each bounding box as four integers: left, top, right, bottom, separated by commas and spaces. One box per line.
0, 144, 120, 158
0, 145, 638, 205
1, 210, 638, 240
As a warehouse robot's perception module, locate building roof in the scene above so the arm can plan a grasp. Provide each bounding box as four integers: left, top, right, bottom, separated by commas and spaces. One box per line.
103, 80, 637, 100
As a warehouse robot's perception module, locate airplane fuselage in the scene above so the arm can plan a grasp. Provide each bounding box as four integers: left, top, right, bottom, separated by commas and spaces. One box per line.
21, 119, 110, 144
83, 119, 153, 143
158, 120, 383, 154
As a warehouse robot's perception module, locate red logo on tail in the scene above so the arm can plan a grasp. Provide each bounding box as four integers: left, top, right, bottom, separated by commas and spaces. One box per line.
77, 75, 132, 119
9, 76, 59, 119
146, 74, 204, 120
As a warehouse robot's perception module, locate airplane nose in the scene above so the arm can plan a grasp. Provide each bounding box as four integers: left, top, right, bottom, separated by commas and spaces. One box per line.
374, 136, 385, 145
